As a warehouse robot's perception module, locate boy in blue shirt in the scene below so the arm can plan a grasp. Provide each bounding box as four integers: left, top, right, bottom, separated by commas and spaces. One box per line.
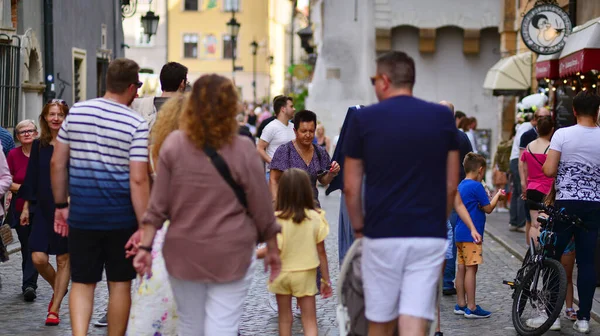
454, 153, 505, 319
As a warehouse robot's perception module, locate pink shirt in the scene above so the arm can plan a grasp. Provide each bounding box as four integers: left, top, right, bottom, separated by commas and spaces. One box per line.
520, 150, 553, 195
143, 131, 280, 282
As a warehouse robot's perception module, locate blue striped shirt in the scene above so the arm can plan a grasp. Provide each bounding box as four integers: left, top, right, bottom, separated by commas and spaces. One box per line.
57, 98, 149, 230
0, 127, 15, 156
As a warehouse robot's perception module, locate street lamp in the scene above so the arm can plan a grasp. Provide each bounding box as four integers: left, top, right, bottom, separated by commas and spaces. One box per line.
297, 26, 314, 55
226, 14, 241, 83
121, 1, 160, 41
140, 11, 160, 42
250, 40, 258, 104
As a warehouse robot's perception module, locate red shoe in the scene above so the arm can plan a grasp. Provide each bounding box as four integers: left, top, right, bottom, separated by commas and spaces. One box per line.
45, 312, 60, 326
48, 294, 54, 312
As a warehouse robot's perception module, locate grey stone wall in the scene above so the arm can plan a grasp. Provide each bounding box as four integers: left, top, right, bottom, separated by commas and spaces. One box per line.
53, 0, 124, 105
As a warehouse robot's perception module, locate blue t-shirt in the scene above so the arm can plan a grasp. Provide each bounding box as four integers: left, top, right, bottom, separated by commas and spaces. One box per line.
457, 131, 473, 181
455, 179, 490, 242
343, 96, 459, 239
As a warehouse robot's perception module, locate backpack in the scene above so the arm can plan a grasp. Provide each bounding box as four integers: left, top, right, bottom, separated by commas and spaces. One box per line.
130, 96, 157, 130
494, 138, 513, 173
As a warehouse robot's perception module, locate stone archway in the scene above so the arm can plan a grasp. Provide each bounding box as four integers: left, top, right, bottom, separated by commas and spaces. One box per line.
20, 28, 45, 122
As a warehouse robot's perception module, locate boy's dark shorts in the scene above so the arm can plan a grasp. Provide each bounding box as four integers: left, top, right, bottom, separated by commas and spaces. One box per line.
69, 226, 137, 283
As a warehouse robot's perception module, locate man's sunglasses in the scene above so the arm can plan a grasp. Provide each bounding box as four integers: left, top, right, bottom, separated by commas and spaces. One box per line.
370, 75, 381, 86
135, 81, 143, 88
47, 99, 68, 107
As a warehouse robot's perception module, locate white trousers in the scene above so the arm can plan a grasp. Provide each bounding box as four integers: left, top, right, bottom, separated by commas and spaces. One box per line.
169, 257, 256, 336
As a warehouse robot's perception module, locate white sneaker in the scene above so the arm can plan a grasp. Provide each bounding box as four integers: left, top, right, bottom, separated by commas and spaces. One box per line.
497, 207, 509, 213
573, 320, 590, 333
526, 313, 548, 328
550, 318, 561, 331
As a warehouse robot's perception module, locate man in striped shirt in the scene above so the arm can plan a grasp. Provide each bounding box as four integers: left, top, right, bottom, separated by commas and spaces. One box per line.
51, 58, 150, 336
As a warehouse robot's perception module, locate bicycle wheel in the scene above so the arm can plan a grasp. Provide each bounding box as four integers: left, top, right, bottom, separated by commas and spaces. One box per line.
512, 258, 567, 336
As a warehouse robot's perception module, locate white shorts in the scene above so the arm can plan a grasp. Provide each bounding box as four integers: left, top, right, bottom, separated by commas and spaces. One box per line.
362, 237, 446, 322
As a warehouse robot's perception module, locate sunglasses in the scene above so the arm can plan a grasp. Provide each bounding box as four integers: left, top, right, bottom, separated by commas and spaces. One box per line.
135, 81, 143, 88
47, 99, 68, 107
370, 75, 381, 86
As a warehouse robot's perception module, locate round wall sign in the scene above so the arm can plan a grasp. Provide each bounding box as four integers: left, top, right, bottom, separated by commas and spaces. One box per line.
521, 4, 572, 55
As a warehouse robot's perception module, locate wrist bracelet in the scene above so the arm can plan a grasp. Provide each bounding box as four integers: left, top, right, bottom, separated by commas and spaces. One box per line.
320, 278, 331, 286
55, 202, 69, 209
139, 245, 152, 252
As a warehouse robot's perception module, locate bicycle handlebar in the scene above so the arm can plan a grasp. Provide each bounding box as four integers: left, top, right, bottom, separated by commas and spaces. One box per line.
533, 203, 587, 230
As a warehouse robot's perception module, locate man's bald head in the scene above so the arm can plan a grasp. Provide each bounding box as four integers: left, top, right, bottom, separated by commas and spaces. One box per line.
439, 100, 455, 113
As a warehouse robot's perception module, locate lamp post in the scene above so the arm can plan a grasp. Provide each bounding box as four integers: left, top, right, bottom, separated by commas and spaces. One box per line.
250, 40, 258, 104
226, 12, 241, 83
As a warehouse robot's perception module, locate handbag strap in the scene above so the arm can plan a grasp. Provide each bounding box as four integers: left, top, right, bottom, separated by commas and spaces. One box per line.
203, 145, 248, 209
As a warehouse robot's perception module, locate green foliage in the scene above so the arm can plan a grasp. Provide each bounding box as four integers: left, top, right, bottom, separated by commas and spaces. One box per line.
290, 87, 309, 111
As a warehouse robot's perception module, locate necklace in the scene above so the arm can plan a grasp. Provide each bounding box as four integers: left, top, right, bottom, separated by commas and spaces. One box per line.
293, 141, 313, 166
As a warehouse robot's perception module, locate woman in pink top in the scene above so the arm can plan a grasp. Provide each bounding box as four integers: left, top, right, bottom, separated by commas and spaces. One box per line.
133, 74, 281, 336
520, 116, 554, 244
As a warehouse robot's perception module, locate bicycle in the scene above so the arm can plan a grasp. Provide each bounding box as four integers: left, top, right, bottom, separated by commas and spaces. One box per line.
503, 203, 585, 336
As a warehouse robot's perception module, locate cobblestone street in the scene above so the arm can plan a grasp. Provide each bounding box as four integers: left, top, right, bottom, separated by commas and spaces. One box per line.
0, 190, 598, 335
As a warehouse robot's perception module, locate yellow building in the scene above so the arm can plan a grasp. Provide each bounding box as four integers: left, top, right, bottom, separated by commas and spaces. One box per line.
167, 0, 294, 103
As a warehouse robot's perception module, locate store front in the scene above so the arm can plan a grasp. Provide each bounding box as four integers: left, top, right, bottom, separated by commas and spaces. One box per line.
536, 17, 600, 128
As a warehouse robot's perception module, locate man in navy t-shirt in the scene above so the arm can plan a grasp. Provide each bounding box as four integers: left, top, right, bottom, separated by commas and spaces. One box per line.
344, 51, 460, 334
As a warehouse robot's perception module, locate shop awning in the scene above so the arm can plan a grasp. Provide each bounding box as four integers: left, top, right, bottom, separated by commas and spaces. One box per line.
558, 18, 600, 77
483, 52, 532, 96
535, 53, 560, 80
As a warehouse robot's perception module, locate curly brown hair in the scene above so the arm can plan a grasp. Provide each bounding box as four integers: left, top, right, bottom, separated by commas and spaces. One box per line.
180, 74, 240, 149
151, 94, 188, 161
39, 101, 69, 147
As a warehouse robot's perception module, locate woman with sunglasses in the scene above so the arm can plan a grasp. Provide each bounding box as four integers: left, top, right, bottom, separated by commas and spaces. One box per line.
7, 120, 39, 302
19, 99, 70, 326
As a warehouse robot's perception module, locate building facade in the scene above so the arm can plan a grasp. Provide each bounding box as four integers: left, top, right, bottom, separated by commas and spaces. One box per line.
0, 0, 126, 126
308, 0, 502, 156
167, 0, 272, 103
123, 0, 167, 96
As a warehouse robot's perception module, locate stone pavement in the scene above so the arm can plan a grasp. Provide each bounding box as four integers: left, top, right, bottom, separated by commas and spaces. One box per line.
1, 190, 598, 335
485, 211, 600, 322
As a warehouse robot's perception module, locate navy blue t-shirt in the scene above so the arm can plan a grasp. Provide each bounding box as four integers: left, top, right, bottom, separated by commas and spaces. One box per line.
344, 96, 459, 239
519, 128, 538, 149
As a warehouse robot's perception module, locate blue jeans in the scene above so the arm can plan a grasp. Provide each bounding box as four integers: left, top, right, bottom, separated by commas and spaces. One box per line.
509, 159, 527, 227
551, 201, 600, 320
443, 210, 458, 290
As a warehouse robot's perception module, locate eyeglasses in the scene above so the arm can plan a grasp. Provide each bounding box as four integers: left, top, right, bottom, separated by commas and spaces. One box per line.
135, 81, 143, 88
370, 75, 381, 86
47, 99, 68, 107
18, 129, 36, 136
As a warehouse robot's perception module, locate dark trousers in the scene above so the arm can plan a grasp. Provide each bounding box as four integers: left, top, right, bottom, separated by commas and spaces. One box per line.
551, 201, 600, 320
443, 210, 458, 289
509, 159, 526, 228
15, 221, 38, 292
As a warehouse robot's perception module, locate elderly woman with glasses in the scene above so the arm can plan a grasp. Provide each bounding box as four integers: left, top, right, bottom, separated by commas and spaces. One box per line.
7, 119, 39, 302
19, 99, 70, 326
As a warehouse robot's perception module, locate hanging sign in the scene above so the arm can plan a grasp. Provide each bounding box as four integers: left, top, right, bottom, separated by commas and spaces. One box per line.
521, 4, 572, 55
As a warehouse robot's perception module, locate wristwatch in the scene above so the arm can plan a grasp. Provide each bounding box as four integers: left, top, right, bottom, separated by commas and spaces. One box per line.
138, 245, 152, 252
55, 202, 69, 209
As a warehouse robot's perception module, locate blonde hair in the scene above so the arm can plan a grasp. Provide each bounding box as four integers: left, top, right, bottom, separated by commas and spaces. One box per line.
151, 94, 188, 160
15, 119, 37, 133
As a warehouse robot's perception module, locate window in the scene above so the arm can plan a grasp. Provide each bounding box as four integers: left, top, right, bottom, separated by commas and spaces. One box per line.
184, 0, 198, 11
222, 35, 234, 59
223, 0, 240, 12
97, 58, 109, 97
183, 34, 198, 58
72, 48, 87, 104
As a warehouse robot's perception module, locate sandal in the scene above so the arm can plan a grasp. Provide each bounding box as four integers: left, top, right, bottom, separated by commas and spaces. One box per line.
45, 312, 60, 326
565, 308, 577, 321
